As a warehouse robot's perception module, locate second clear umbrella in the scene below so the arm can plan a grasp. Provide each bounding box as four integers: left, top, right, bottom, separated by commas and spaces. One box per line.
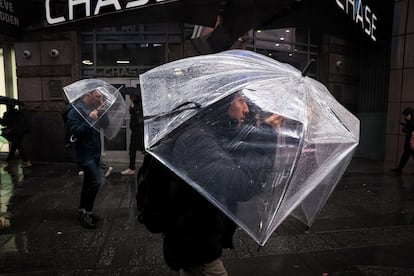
63, 79, 126, 140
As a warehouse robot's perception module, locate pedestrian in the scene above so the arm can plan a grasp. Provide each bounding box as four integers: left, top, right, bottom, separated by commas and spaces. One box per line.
392, 107, 414, 174
121, 92, 144, 175
0, 104, 31, 167
63, 105, 112, 178
67, 89, 109, 229
162, 92, 281, 275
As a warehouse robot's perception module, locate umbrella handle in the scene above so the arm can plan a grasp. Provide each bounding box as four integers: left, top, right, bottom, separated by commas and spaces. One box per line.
301, 58, 315, 77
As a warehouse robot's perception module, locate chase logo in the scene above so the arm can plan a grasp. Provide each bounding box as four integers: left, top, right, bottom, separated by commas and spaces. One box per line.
335, 0, 377, 41
45, 0, 172, 25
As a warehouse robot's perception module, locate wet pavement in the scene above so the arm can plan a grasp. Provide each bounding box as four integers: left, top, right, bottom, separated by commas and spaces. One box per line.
0, 157, 414, 276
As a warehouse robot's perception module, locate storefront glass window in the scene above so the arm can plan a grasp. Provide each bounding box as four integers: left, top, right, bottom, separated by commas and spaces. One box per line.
243, 27, 319, 78
80, 23, 182, 78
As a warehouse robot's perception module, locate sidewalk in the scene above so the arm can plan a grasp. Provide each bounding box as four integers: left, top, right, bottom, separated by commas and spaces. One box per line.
0, 158, 413, 276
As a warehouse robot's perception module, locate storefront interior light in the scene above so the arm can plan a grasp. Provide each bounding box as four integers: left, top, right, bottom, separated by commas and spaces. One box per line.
82, 60, 93, 65
116, 60, 130, 64
289, 53, 293, 57
280, 37, 285, 41
256, 30, 262, 33
285, 29, 291, 33
275, 43, 280, 47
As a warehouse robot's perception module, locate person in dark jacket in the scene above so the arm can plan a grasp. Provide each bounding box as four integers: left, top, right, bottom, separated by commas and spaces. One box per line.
121, 93, 144, 175
392, 107, 414, 174
163, 92, 281, 275
67, 89, 109, 229
0, 104, 31, 167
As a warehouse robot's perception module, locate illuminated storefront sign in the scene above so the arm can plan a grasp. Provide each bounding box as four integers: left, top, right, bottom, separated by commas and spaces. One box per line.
45, 0, 176, 25
335, 0, 377, 41
96, 67, 140, 77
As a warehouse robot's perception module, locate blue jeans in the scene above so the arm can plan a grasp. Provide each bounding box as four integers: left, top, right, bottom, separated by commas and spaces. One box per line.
79, 158, 101, 212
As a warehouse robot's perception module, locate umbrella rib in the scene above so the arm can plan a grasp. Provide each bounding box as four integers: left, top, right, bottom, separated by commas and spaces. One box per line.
144, 101, 201, 121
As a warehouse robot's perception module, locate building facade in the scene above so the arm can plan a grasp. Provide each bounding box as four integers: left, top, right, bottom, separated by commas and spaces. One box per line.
0, 0, 412, 165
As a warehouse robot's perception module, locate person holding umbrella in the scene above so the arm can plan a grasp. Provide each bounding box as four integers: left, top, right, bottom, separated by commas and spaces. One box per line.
121, 87, 144, 176
161, 91, 282, 275
67, 89, 109, 229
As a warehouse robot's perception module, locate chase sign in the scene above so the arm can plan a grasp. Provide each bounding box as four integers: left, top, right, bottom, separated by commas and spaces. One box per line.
335, 0, 377, 41
45, 0, 176, 25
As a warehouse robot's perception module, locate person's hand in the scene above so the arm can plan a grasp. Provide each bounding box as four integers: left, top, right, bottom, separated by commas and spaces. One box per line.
264, 114, 283, 129
89, 109, 99, 120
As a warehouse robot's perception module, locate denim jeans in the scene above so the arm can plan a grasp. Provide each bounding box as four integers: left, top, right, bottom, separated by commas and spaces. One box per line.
79, 158, 101, 212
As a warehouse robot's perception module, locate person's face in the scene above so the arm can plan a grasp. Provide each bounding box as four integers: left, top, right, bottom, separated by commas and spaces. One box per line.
83, 90, 102, 107
227, 94, 249, 125
406, 114, 412, 121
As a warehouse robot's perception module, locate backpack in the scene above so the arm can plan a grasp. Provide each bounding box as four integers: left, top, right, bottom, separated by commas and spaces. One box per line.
136, 153, 173, 233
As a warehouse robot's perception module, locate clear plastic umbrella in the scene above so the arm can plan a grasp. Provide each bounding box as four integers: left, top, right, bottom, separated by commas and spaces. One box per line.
63, 79, 126, 140
139, 50, 360, 246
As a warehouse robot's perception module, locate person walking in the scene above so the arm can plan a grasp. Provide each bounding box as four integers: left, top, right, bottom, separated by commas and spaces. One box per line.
0, 104, 31, 167
67, 89, 109, 229
121, 92, 144, 175
392, 107, 414, 174
161, 92, 281, 275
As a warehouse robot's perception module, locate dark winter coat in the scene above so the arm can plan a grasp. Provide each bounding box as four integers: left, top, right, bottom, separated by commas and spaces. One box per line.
66, 103, 108, 163
162, 111, 278, 271
0, 107, 28, 141
401, 107, 414, 151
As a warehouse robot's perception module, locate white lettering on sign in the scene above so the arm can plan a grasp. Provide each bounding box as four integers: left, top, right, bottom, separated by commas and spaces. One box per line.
46, 0, 170, 25
98, 67, 139, 77
0, 10, 19, 26
336, 0, 377, 41
0, 0, 14, 12
94, 0, 121, 15
0, 0, 19, 26
69, 0, 90, 20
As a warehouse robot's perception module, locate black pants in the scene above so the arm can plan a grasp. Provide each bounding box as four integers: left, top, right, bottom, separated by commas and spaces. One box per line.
79, 158, 101, 212
7, 136, 28, 162
397, 148, 414, 170
128, 127, 144, 170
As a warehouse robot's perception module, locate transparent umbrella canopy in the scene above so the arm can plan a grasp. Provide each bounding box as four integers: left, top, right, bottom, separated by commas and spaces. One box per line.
139, 50, 360, 246
63, 79, 126, 140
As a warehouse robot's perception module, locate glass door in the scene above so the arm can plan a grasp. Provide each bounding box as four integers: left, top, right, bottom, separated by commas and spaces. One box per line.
99, 78, 143, 163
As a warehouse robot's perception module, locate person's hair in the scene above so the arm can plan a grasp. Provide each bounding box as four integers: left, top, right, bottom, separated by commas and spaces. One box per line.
402, 107, 414, 116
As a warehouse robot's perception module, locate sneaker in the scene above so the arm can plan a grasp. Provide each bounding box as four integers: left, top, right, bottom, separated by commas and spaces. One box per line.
78, 171, 84, 176
22, 161, 32, 168
104, 166, 113, 177
121, 168, 135, 175
78, 213, 96, 229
